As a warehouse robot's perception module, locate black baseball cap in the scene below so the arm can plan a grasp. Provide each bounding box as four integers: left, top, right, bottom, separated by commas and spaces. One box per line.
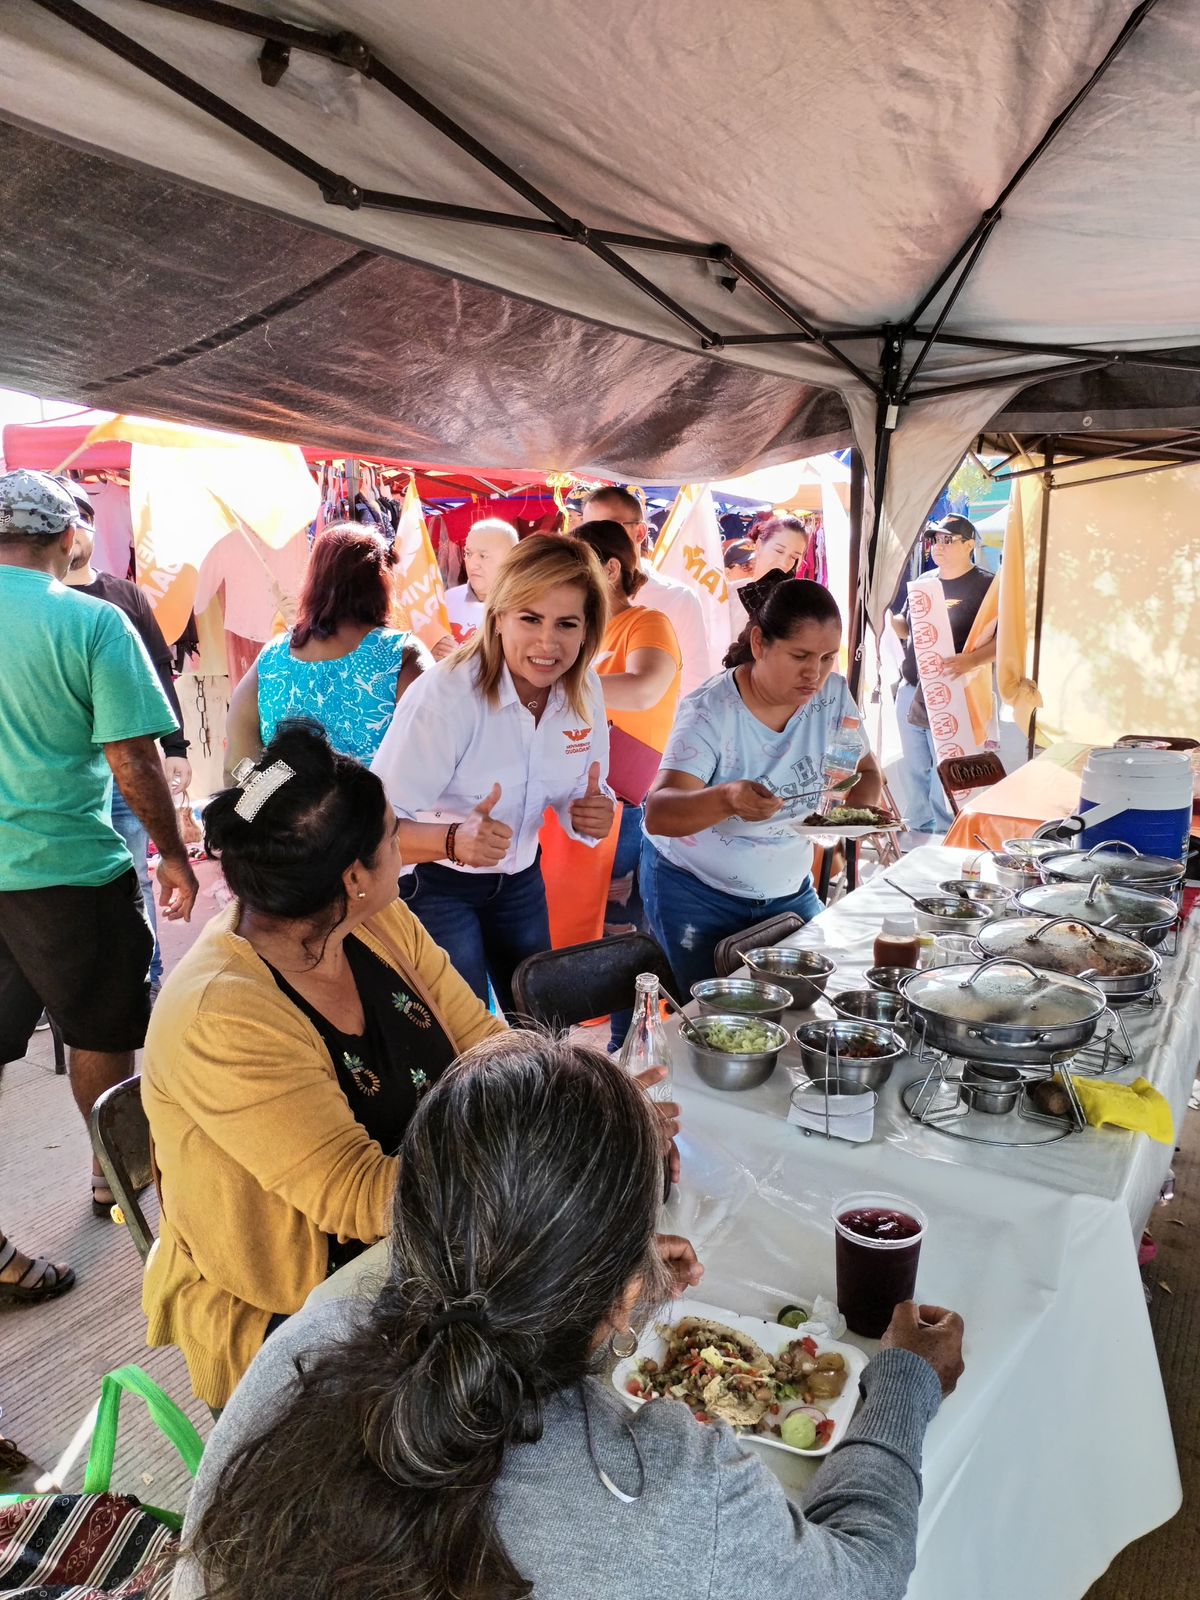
924, 515, 976, 542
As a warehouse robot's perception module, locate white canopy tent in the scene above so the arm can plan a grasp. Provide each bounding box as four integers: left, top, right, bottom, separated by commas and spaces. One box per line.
3, 0, 1200, 644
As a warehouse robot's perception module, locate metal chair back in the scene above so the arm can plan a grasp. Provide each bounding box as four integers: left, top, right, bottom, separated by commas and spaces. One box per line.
713, 913, 805, 978
936, 752, 1007, 816
89, 1076, 155, 1264
511, 933, 678, 1031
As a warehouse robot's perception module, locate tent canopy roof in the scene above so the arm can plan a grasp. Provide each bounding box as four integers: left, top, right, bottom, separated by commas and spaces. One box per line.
4, 0, 1200, 619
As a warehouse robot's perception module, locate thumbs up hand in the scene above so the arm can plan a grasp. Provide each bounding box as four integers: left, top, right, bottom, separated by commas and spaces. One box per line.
570, 760, 615, 841
454, 783, 514, 867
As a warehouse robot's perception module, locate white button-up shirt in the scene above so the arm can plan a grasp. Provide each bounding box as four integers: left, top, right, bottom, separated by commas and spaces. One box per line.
372, 657, 611, 875
636, 564, 710, 698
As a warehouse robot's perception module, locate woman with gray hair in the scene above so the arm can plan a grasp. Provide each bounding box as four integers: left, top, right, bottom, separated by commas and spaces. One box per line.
175, 1032, 963, 1600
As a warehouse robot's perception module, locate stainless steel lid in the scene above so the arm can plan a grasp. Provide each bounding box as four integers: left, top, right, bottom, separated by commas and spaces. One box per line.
1039, 842, 1184, 887
900, 959, 1105, 1027
974, 915, 1155, 978
1017, 877, 1178, 929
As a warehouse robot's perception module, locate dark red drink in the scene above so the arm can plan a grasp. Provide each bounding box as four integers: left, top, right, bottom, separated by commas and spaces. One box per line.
833, 1193, 926, 1338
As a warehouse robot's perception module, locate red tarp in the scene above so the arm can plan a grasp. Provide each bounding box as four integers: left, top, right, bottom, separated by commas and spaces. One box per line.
0, 409, 556, 504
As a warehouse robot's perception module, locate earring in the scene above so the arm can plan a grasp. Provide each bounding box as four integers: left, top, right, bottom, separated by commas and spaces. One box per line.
609, 1327, 638, 1360
355, 891, 367, 899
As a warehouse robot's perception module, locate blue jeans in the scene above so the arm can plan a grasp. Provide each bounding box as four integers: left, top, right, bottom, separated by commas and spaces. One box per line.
894, 679, 955, 835
606, 804, 646, 1051
640, 839, 824, 997
109, 783, 162, 985
399, 856, 552, 1018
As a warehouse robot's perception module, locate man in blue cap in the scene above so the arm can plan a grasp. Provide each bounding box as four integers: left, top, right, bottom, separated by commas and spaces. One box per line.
0, 469, 198, 1230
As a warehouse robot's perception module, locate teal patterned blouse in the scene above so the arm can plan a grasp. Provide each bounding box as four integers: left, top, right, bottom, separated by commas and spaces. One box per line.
257, 627, 411, 762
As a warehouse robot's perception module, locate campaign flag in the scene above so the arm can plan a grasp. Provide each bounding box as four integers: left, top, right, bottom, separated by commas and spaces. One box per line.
395, 478, 454, 650
651, 485, 732, 676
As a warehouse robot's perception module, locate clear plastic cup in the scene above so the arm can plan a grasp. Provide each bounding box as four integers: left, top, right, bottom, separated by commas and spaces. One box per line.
833, 1191, 927, 1338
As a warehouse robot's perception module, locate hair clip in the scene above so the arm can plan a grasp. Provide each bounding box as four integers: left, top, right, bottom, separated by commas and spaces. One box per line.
230, 757, 258, 786
234, 760, 295, 822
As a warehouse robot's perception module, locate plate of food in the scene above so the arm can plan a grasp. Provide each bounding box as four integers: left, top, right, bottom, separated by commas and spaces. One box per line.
612, 1298, 867, 1457
789, 804, 904, 840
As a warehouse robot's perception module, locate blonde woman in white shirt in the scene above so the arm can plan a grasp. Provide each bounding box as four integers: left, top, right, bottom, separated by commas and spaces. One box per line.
372, 537, 615, 1013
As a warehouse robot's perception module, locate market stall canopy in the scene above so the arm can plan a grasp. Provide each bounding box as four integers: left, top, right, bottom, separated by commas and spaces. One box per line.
3, 0, 1200, 626
0, 407, 554, 501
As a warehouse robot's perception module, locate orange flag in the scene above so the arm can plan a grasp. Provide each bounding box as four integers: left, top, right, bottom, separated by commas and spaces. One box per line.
394, 479, 454, 651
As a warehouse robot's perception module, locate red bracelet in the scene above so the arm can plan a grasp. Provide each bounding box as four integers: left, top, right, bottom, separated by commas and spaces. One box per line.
445, 822, 460, 864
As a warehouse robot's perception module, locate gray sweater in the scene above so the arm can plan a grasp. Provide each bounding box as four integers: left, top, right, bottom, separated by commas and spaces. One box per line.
173, 1298, 942, 1600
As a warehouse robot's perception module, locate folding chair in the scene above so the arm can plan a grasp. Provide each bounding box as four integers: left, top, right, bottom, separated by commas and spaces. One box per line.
1116, 734, 1199, 751
936, 752, 1007, 818
89, 1076, 155, 1264
511, 932, 678, 1032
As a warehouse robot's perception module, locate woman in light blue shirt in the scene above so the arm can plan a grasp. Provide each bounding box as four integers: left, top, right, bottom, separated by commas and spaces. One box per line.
642, 578, 882, 993
227, 523, 428, 772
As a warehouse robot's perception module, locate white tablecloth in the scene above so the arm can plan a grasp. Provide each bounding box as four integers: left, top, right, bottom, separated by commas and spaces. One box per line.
316, 844, 1194, 1599
697, 845, 1200, 1239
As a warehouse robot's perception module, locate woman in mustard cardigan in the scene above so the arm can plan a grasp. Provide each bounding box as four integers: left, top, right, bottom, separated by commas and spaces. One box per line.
142, 722, 505, 1408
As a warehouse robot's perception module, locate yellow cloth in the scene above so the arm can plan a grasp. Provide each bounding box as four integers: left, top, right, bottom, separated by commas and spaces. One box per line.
79, 414, 319, 646
141, 899, 504, 1407
1065, 1074, 1176, 1145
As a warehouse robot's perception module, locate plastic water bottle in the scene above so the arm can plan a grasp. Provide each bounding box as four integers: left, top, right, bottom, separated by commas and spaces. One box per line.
822, 712, 864, 804
618, 974, 673, 1100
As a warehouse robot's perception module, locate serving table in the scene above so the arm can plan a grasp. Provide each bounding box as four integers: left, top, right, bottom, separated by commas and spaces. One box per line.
317, 844, 1195, 1598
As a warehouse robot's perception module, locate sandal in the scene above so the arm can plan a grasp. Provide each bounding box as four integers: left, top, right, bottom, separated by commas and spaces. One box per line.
91, 1175, 116, 1219
0, 1238, 76, 1306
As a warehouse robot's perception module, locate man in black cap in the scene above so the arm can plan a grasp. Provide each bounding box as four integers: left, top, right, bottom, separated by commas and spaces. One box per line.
891, 515, 996, 834
0, 469, 197, 1224
62, 477, 191, 1000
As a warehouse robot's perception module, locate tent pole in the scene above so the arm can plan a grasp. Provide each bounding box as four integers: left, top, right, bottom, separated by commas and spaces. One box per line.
849, 335, 903, 699
846, 447, 867, 680
1044, 456, 1200, 491
1027, 439, 1055, 760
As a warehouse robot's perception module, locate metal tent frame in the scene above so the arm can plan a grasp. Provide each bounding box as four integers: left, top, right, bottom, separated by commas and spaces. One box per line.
21, 0, 1193, 677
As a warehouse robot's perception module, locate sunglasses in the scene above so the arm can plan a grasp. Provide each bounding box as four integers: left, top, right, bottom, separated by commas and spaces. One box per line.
925, 532, 971, 546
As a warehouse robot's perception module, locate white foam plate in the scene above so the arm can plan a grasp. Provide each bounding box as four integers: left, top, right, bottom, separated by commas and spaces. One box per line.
611, 1297, 867, 1458
788, 818, 905, 841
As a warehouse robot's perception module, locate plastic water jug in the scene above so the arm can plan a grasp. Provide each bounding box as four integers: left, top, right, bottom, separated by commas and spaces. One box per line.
1074, 748, 1193, 863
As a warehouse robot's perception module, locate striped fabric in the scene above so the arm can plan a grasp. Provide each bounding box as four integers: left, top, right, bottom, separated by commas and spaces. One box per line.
0, 1492, 175, 1598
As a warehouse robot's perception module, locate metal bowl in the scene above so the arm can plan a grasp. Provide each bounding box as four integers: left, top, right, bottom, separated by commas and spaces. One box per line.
691, 976, 793, 1024
961, 1060, 1023, 1115
865, 965, 915, 993
740, 947, 835, 1009
938, 879, 1013, 909
989, 853, 1044, 894
830, 987, 910, 1040
793, 1020, 906, 1088
911, 895, 999, 935
683, 1013, 790, 1091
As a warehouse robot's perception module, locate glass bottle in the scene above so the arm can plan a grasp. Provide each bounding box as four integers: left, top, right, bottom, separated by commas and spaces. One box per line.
619, 974, 674, 1201
618, 974, 673, 1100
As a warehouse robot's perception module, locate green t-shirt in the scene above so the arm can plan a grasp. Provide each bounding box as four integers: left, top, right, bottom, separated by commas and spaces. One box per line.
0, 566, 178, 890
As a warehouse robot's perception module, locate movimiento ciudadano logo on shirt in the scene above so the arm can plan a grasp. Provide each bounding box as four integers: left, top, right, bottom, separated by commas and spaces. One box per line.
563, 727, 592, 754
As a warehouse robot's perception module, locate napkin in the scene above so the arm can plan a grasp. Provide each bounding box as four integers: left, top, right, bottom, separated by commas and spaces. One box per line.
1065, 1074, 1176, 1145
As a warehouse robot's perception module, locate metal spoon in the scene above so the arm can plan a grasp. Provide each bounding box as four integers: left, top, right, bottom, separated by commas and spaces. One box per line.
658, 989, 707, 1046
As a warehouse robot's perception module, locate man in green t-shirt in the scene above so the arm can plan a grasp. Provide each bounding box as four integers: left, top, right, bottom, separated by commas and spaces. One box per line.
0, 470, 199, 1272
